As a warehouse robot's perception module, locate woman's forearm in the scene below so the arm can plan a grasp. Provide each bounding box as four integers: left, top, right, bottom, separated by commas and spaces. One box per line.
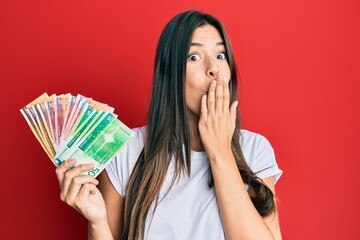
88, 219, 114, 240
210, 152, 275, 240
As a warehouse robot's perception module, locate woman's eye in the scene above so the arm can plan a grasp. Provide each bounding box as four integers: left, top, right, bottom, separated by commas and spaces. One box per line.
217, 52, 227, 60
187, 54, 201, 61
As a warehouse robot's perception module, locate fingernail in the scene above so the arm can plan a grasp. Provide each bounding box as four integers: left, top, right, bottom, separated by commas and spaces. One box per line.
69, 159, 76, 164
212, 80, 217, 85
217, 74, 224, 80
87, 163, 94, 168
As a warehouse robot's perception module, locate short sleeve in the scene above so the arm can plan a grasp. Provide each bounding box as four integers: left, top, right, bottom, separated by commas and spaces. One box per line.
105, 126, 146, 197
240, 130, 283, 184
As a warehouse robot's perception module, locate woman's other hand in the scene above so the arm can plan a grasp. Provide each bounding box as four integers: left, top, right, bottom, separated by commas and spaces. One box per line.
198, 74, 238, 160
55, 159, 107, 225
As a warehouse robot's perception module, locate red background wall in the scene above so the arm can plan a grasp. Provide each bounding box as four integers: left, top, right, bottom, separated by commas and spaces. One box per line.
1, 0, 359, 239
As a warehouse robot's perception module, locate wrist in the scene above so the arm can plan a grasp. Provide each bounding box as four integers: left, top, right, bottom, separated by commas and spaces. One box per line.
89, 217, 109, 231
207, 149, 234, 165
208, 152, 236, 169
88, 217, 114, 240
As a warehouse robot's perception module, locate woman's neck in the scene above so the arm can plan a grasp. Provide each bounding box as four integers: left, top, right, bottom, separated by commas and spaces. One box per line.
187, 110, 205, 152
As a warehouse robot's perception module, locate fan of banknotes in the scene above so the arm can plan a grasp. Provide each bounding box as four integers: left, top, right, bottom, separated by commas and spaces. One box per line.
20, 93, 134, 177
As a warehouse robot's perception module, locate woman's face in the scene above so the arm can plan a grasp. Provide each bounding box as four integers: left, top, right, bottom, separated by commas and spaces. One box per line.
185, 24, 231, 116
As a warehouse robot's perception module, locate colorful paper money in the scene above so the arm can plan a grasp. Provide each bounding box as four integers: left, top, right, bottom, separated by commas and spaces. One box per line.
20, 93, 134, 177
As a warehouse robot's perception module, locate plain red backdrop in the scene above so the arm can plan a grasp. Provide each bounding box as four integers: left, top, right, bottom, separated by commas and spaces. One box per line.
1, 0, 359, 239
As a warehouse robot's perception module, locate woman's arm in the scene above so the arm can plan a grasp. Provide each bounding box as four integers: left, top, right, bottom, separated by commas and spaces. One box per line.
262, 177, 282, 240
210, 155, 281, 240
199, 75, 281, 240
93, 171, 124, 240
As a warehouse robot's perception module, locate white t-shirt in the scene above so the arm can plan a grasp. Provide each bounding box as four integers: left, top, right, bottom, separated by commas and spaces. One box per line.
106, 126, 283, 240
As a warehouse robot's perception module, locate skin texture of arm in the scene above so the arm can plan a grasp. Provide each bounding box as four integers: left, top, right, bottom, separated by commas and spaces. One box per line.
210, 157, 282, 240
262, 177, 282, 240
199, 76, 282, 240
89, 171, 124, 240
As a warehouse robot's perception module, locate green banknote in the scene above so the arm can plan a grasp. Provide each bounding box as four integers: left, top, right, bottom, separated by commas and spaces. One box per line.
55, 113, 134, 177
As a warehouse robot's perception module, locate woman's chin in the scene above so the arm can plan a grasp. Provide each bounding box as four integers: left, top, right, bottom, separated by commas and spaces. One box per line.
186, 107, 201, 119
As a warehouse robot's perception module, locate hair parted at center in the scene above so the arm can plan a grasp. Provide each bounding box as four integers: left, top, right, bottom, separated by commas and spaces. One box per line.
121, 10, 276, 240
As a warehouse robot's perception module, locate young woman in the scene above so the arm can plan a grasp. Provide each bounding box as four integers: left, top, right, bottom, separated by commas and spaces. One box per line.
56, 10, 283, 240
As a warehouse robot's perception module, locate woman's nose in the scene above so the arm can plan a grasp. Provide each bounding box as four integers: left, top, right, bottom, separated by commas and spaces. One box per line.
206, 57, 219, 78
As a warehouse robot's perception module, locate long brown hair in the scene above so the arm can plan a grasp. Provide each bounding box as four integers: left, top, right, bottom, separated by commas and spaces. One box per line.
122, 10, 276, 240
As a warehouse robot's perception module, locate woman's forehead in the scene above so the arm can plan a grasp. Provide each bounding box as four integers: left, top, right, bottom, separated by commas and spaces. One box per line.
190, 25, 223, 45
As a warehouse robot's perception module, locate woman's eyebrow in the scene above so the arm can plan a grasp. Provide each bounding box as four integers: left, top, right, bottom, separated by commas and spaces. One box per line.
190, 42, 225, 47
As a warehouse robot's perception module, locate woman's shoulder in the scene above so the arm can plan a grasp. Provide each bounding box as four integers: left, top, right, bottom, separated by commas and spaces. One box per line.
132, 125, 147, 135
239, 129, 273, 149
123, 125, 147, 151
239, 129, 282, 182
131, 125, 147, 143
239, 128, 274, 159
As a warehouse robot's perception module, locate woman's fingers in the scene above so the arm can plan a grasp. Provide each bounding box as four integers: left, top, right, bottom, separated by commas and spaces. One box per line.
207, 80, 217, 113
200, 94, 208, 124
76, 183, 98, 204
55, 159, 77, 185
54, 160, 107, 224
200, 75, 237, 157
223, 76, 230, 114
215, 76, 224, 115
65, 175, 99, 205
59, 162, 94, 201
203, 75, 234, 121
